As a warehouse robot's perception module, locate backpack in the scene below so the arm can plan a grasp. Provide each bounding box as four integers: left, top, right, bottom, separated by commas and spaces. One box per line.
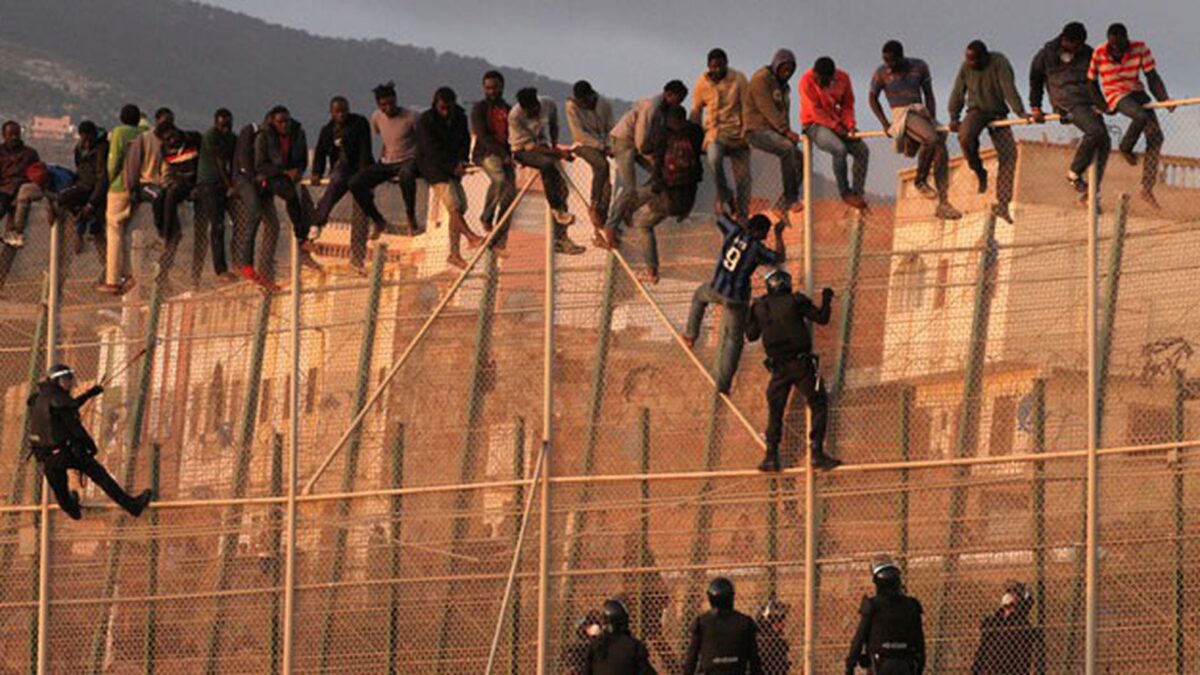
662, 132, 697, 188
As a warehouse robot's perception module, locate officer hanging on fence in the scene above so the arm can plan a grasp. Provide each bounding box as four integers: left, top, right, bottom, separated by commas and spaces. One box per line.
846, 556, 926, 675
745, 268, 841, 472
683, 577, 764, 674
582, 598, 657, 675
27, 364, 152, 520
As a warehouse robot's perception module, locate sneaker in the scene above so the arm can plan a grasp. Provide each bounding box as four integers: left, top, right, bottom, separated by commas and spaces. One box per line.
992, 203, 1014, 224
975, 169, 989, 194
2, 231, 25, 248
812, 453, 843, 471
680, 336, 696, 350
592, 231, 609, 250
307, 225, 321, 242
1067, 172, 1088, 194
935, 202, 963, 220
914, 181, 938, 200
446, 253, 468, 270
128, 489, 153, 517
757, 450, 782, 473
116, 277, 137, 296
841, 193, 868, 210
553, 236, 586, 256
1120, 149, 1138, 166
242, 265, 279, 292
636, 268, 659, 285
552, 209, 576, 226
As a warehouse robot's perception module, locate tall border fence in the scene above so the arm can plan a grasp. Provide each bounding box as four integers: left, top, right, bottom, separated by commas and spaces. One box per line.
0, 98, 1198, 674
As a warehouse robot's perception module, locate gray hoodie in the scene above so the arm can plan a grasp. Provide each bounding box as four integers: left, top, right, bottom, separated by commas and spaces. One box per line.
745, 48, 796, 135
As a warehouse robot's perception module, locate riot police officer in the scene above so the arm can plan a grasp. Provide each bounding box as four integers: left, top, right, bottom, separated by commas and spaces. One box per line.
27, 364, 152, 520
846, 556, 925, 675
583, 598, 657, 675
756, 596, 792, 675
683, 577, 763, 674
970, 581, 1044, 675
745, 268, 841, 472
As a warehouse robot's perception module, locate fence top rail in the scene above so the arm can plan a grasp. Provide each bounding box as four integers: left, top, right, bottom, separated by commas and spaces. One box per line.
846, 96, 1200, 140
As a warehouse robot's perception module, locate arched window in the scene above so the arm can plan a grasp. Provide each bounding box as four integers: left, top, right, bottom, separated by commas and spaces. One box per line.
893, 254, 927, 311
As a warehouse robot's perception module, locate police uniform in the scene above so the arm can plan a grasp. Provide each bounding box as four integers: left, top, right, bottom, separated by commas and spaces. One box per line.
745, 286, 833, 465
682, 608, 763, 675
845, 593, 926, 675
583, 632, 657, 675
28, 377, 148, 520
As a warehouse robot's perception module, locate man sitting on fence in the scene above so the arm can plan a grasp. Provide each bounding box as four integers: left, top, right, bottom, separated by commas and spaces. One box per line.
311, 96, 374, 272
417, 86, 483, 270
869, 40, 962, 221
0, 120, 44, 249
1088, 23, 1173, 209
948, 40, 1028, 224
350, 82, 422, 236
509, 87, 585, 255
800, 57, 871, 210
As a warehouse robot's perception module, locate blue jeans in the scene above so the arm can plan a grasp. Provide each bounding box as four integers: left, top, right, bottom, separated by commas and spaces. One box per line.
805, 124, 869, 197
685, 283, 748, 393
747, 129, 802, 207
705, 141, 752, 218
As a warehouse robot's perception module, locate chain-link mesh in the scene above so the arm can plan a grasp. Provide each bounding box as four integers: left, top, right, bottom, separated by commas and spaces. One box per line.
0, 99, 1197, 674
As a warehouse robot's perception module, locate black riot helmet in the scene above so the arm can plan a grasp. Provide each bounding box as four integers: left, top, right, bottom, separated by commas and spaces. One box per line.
707, 577, 735, 610
871, 555, 902, 595
47, 364, 75, 383
1001, 580, 1033, 615
765, 268, 792, 295
602, 598, 630, 633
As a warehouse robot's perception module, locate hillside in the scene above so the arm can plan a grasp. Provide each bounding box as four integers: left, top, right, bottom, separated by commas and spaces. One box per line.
0, 0, 579, 131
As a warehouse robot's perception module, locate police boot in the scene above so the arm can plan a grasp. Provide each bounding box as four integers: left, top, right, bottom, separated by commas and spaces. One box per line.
758, 447, 782, 472
126, 489, 153, 517
811, 452, 843, 471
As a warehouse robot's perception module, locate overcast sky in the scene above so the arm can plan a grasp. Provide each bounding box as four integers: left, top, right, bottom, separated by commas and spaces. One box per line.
200, 0, 1198, 107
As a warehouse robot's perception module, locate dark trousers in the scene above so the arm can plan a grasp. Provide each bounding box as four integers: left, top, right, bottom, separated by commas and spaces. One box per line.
233, 176, 281, 271
313, 167, 352, 228
1066, 105, 1111, 187
349, 160, 419, 229
39, 444, 138, 520
513, 150, 569, 212
959, 110, 1018, 206
58, 188, 107, 273
764, 355, 828, 455
195, 182, 231, 275
573, 146, 611, 218
149, 183, 191, 241
1115, 91, 1163, 193
263, 176, 311, 241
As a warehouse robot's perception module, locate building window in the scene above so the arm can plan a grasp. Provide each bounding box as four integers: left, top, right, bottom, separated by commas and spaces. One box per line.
934, 259, 950, 309
1126, 405, 1173, 447
259, 379, 273, 424
304, 368, 319, 414
988, 396, 1017, 456
893, 254, 926, 311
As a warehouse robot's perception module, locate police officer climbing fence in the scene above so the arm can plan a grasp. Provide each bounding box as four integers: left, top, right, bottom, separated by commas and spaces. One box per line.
745, 268, 841, 472
683, 577, 764, 674
582, 599, 657, 675
27, 364, 152, 521
846, 556, 926, 675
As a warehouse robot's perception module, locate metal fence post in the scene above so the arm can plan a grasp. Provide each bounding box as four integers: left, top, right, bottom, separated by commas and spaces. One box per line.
143, 444, 161, 675
281, 233, 301, 674
35, 217, 61, 675
1084, 160, 1100, 675
536, 205, 555, 675
799, 132, 818, 675
317, 243, 387, 672
1170, 369, 1185, 675
1030, 379, 1047, 675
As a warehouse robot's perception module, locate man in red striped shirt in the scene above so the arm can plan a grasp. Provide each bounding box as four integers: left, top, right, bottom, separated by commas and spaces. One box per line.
1088, 23, 1172, 207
